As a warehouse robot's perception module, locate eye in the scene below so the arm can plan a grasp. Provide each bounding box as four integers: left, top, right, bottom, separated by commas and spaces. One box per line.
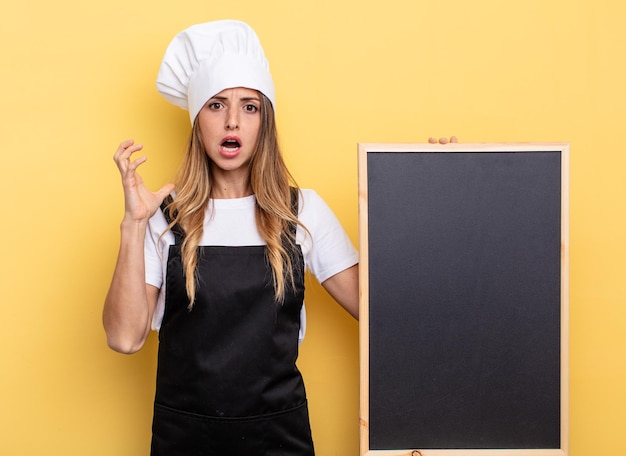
207, 101, 223, 110
243, 103, 259, 113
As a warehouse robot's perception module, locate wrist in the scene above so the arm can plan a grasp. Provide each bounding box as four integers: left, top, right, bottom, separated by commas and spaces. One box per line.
120, 217, 149, 234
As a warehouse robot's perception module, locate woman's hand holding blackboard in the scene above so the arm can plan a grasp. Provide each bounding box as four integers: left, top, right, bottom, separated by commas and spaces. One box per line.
428, 136, 458, 144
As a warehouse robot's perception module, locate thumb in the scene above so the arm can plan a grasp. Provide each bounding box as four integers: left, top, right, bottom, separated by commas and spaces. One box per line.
155, 183, 176, 203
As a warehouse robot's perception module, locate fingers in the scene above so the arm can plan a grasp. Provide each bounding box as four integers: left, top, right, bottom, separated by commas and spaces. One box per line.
113, 139, 145, 174
114, 139, 142, 161
128, 155, 147, 172
428, 136, 458, 144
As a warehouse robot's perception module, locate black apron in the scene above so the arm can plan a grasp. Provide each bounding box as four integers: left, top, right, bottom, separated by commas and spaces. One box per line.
151, 191, 314, 455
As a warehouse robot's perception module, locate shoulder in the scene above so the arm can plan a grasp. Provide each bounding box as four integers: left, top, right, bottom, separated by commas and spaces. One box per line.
296, 188, 343, 232
145, 204, 175, 248
147, 206, 170, 235
297, 188, 328, 213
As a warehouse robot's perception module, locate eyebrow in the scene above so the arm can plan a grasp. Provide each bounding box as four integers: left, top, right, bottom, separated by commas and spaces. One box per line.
211, 95, 261, 102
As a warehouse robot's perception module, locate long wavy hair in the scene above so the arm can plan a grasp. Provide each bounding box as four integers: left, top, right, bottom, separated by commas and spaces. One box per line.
164, 92, 306, 308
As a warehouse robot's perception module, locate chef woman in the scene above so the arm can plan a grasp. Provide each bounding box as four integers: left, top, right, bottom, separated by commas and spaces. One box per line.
103, 20, 359, 455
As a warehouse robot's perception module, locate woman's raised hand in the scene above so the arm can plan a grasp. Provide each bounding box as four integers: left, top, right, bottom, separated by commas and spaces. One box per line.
113, 139, 175, 223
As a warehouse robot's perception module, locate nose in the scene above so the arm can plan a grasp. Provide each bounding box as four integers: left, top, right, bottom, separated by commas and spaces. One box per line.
226, 110, 239, 130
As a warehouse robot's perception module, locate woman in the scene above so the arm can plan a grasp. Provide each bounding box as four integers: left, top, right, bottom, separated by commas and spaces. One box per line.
103, 20, 359, 455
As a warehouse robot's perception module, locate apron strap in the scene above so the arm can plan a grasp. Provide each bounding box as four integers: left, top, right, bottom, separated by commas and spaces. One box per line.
288, 186, 299, 238
160, 195, 185, 245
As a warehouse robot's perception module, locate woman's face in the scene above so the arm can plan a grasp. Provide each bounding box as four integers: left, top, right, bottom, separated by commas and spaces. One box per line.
196, 87, 262, 179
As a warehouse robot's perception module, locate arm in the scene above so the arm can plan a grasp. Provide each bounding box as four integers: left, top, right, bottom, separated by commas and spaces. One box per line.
103, 221, 158, 354
103, 139, 174, 354
321, 264, 359, 320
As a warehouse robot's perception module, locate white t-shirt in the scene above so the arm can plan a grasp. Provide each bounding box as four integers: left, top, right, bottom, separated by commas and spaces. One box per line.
144, 189, 358, 341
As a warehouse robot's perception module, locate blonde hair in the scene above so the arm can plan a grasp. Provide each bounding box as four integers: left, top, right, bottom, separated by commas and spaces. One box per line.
165, 93, 305, 308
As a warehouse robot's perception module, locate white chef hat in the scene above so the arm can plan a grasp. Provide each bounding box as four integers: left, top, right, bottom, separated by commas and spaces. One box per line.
156, 20, 275, 124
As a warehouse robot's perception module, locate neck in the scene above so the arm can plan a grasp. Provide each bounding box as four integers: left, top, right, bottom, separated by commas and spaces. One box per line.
210, 171, 253, 199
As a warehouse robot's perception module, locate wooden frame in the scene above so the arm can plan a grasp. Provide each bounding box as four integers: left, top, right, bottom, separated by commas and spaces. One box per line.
358, 143, 569, 456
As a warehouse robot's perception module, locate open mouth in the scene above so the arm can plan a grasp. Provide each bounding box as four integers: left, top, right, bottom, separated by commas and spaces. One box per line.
221, 139, 241, 150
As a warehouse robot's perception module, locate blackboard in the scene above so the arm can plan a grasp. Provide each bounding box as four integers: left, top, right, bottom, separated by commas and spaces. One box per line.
358, 143, 569, 456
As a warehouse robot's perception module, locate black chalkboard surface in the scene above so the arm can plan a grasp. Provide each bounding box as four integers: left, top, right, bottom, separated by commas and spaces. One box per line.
358, 144, 569, 456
